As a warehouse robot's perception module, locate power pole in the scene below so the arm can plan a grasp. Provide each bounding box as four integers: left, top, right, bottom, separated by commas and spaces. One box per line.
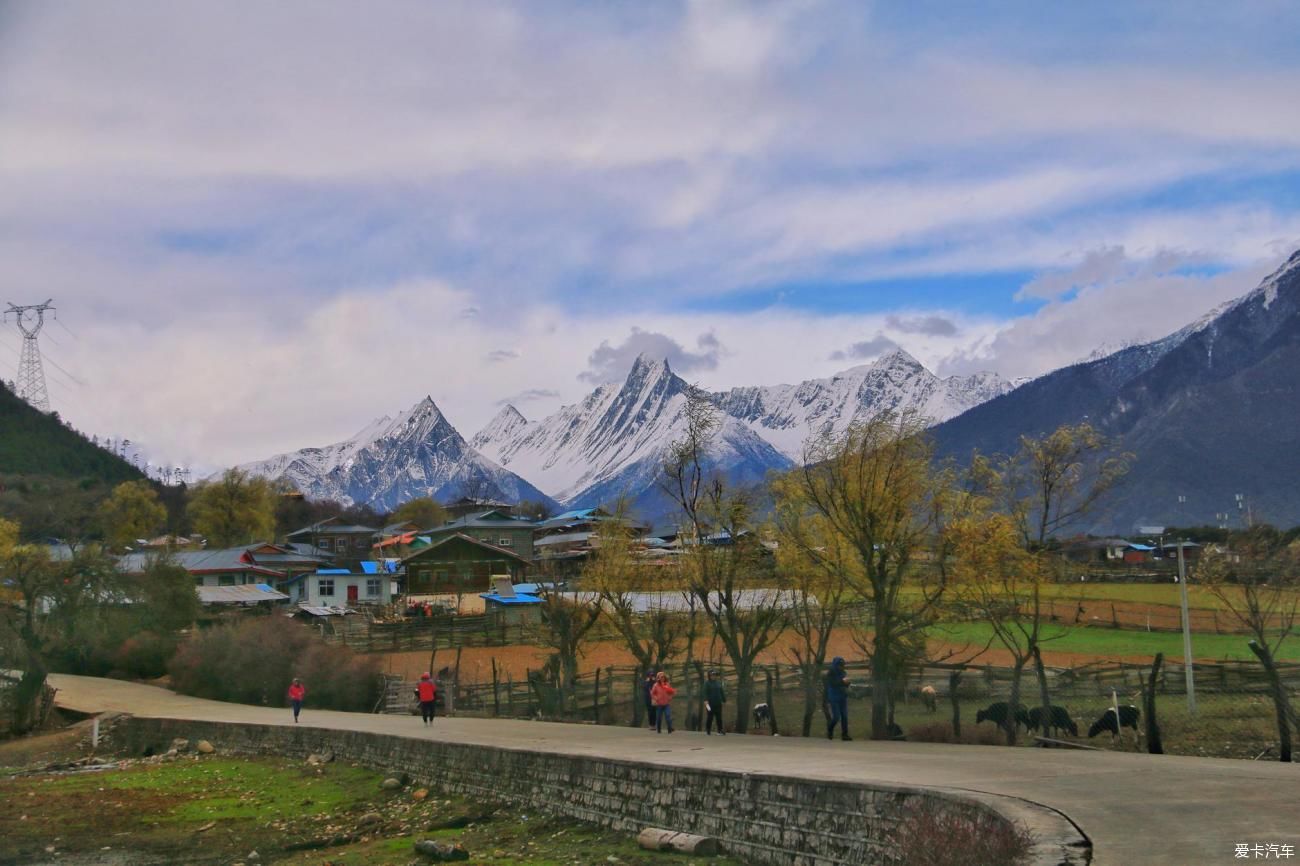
1176, 540, 1196, 715
4, 299, 55, 412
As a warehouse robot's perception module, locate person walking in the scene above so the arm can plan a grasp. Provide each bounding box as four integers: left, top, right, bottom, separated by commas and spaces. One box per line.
704, 670, 726, 735
415, 672, 437, 725
642, 670, 658, 730
825, 657, 851, 741
651, 671, 676, 734
288, 678, 306, 723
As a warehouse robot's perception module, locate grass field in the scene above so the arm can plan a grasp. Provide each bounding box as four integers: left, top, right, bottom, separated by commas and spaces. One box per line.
931, 621, 1300, 662
0, 745, 745, 866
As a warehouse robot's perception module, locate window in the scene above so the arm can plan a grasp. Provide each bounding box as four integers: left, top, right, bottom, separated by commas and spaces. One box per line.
317, 539, 330, 550
497, 537, 512, 547
218, 574, 235, 587
366, 578, 382, 597
194, 576, 204, 586
335, 538, 347, 553
355, 537, 367, 549
319, 579, 335, 597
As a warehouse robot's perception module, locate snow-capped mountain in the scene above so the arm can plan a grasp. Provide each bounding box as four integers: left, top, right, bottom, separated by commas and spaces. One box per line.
933, 247, 1300, 529
469, 405, 528, 454
237, 396, 555, 511
713, 348, 1017, 460
470, 355, 794, 508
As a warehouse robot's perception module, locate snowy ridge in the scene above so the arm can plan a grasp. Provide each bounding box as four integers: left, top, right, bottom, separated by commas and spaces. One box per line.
712, 348, 1016, 460
472, 355, 793, 505
237, 396, 553, 510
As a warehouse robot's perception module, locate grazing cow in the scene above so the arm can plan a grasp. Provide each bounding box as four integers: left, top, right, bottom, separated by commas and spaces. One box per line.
752, 702, 772, 728
919, 685, 937, 713
1026, 705, 1079, 737
1088, 705, 1141, 738
975, 702, 1030, 730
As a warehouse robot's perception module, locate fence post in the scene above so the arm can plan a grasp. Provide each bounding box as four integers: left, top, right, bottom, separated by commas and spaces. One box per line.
949, 670, 962, 740
1144, 653, 1164, 754
508, 672, 516, 716
631, 669, 642, 727
491, 658, 500, 717
604, 667, 615, 724
765, 666, 780, 736
593, 668, 602, 724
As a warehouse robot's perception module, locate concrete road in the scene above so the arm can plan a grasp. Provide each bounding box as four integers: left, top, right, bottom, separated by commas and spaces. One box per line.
50, 673, 1298, 866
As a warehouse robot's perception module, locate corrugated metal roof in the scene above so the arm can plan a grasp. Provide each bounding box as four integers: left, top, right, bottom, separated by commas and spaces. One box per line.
401, 532, 529, 565
296, 604, 355, 616
197, 584, 289, 604
534, 531, 593, 547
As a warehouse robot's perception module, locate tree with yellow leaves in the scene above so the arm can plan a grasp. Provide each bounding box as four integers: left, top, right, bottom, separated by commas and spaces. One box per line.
787, 411, 949, 740
96, 480, 167, 551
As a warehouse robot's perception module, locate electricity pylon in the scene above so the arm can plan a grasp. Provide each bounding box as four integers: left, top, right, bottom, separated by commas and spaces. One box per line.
4, 299, 55, 412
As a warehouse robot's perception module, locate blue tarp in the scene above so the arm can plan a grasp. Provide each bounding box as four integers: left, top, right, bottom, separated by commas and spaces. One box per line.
479, 592, 543, 605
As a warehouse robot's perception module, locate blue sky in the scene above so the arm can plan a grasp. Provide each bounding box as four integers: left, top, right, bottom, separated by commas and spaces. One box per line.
1, 0, 1298, 468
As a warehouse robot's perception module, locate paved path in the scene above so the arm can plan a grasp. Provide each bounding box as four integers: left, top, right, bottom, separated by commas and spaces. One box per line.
51, 674, 1297, 866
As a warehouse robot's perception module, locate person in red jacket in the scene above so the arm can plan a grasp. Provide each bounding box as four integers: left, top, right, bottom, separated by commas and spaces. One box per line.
651, 671, 676, 734
288, 678, 305, 723
415, 672, 437, 725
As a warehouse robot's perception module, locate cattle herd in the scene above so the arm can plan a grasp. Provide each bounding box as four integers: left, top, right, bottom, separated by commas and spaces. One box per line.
973, 700, 1141, 739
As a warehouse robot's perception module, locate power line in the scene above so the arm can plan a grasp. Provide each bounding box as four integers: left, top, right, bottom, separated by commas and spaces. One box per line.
39, 348, 85, 387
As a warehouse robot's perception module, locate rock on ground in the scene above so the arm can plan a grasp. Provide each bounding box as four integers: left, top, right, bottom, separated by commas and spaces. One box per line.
413, 839, 470, 860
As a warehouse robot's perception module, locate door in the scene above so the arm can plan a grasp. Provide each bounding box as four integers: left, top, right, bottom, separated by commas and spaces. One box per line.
346, 584, 359, 603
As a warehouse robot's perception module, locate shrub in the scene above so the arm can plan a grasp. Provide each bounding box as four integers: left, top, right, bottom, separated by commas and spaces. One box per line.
169, 617, 381, 711
111, 630, 175, 679
893, 798, 1034, 866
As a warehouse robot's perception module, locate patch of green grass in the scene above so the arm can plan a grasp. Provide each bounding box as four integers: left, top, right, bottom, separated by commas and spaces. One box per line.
932, 621, 1300, 661
2, 755, 747, 866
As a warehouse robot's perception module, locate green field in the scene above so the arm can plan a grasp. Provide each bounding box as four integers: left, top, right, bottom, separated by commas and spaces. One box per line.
932, 621, 1300, 662
0, 753, 745, 866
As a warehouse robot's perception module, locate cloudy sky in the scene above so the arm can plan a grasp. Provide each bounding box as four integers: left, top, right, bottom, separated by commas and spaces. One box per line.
2, 1, 1299, 471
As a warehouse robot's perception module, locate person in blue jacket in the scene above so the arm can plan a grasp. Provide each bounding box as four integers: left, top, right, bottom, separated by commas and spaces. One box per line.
825, 657, 851, 741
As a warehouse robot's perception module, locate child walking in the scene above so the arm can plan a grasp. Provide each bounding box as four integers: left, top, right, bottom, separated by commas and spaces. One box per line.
415, 672, 437, 725
288, 678, 305, 723
651, 671, 676, 734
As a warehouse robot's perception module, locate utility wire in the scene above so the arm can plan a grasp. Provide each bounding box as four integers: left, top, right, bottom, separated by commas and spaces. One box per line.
40, 349, 86, 387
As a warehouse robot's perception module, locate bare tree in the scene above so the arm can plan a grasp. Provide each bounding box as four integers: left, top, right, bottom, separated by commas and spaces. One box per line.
590, 502, 688, 723
1200, 525, 1299, 762
996, 423, 1131, 737
532, 583, 603, 716
662, 387, 788, 733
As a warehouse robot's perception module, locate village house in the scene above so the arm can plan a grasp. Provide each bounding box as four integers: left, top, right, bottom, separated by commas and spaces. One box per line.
444, 496, 515, 518
283, 563, 397, 608
401, 533, 530, 598
532, 507, 651, 578
420, 510, 538, 560
284, 517, 379, 563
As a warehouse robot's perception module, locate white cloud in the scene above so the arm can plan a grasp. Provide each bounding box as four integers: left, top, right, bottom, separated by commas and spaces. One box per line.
1, 2, 1299, 474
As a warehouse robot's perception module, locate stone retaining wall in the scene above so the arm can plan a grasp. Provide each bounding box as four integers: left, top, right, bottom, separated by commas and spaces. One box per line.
112, 717, 1089, 865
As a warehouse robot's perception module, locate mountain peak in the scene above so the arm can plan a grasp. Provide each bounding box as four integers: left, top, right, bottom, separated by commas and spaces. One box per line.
629, 352, 672, 376
876, 347, 923, 369
494, 403, 527, 424
624, 354, 676, 391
